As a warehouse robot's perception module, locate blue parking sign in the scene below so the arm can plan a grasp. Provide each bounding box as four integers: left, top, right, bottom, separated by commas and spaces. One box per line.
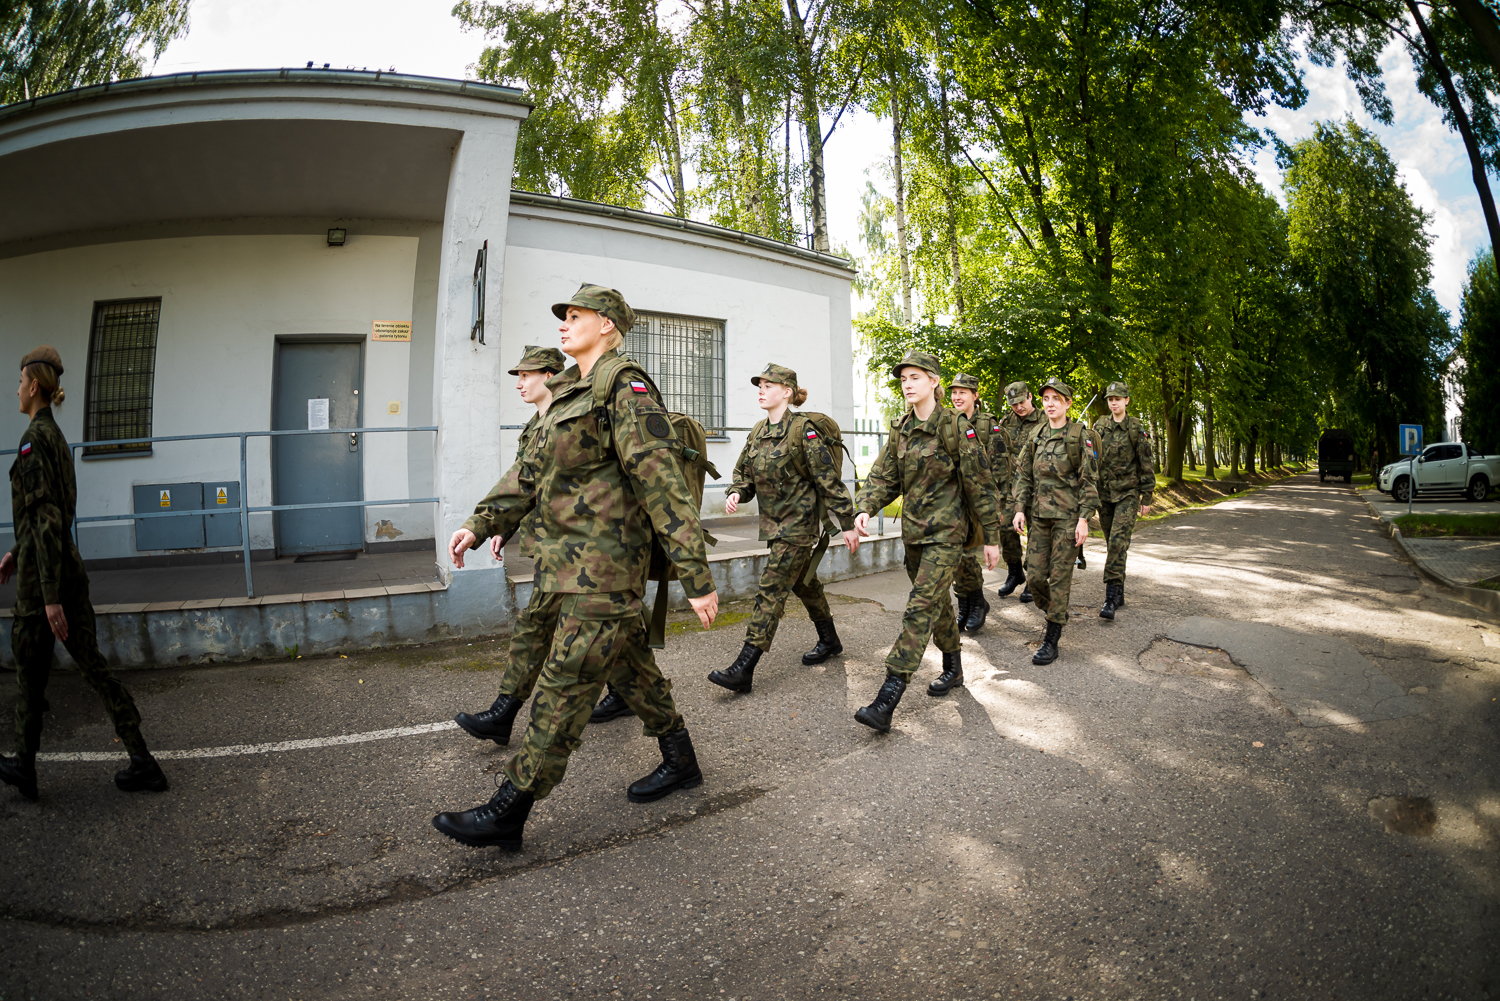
1399, 424, 1423, 456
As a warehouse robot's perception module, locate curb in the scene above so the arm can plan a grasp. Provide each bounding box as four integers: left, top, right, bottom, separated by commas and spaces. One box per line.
1364, 497, 1500, 618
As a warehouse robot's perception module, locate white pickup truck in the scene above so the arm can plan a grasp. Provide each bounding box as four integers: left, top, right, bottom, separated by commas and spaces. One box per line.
1378, 442, 1497, 503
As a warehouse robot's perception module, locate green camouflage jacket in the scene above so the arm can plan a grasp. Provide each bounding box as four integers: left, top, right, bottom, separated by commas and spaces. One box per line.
729, 414, 856, 544
1098, 414, 1152, 504
1014, 421, 1101, 522
958, 405, 1011, 513
1092, 414, 1156, 505
857, 406, 1002, 546
463, 350, 713, 598
506, 412, 544, 557
7, 408, 88, 614
998, 406, 1046, 508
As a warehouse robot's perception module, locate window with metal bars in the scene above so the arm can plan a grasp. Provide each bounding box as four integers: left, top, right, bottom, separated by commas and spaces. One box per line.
83, 298, 160, 456
624, 311, 725, 437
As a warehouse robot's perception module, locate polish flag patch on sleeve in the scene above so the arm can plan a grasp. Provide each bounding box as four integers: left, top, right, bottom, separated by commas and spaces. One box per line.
805, 428, 819, 439
965, 428, 977, 440
19, 442, 30, 456
629, 380, 649, 394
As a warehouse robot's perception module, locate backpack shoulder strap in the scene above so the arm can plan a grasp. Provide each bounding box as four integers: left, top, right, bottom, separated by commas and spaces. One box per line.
590, 354, 657, 408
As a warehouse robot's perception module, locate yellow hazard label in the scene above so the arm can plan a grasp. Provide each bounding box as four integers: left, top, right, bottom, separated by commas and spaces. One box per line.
216, 487, 229, 505
159, 490, 170, 508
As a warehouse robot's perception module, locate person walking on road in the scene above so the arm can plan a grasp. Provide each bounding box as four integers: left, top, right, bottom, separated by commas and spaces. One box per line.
948, 373, 1007, 634
0, 347, 168, 802
1012, 377, 1100, 666
1092, 381, 1154, 619
997, 382, 1045, 602
434, 286, 719, 852
708, 364, 859, 694
852, 352, 1002, 732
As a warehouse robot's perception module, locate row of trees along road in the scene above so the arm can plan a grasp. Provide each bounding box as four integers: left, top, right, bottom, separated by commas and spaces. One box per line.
2, 0, 1494, 476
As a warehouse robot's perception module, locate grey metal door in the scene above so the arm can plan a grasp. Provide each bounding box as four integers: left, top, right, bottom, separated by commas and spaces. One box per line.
273, 340, 363, 555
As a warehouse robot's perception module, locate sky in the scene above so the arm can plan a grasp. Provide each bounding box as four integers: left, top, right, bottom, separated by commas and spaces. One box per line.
153, 0, 1489, 322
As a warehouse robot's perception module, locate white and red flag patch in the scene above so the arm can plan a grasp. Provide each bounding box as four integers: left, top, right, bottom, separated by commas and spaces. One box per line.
629, 380, 649, 394
805, 428, 819, 439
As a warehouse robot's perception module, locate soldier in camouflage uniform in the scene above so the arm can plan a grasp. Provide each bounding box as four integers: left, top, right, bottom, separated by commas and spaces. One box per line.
852, 351, 1002, 732
453, 345, 581, 747
1092, 381, 1154, 619
708, 364, 859, 694
1012, 377, 1100, 666
434, 286, 720, 851
997, 382, 1045, 602
948, 372, 1007, 634
0, 347, 168, 802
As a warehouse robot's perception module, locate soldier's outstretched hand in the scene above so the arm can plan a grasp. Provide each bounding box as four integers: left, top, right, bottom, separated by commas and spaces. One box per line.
1012, 512, 1026, 534
983, 544, 1000, 571
842, 529, 860, 553
489, 534, 504, 562
1074, 517, 1090, 547
449, 529, 478, 568
1140, 503, 1152, 517
688, 591, 719, 630
45, 603, 67, 642
0, 551, 12, 585
854, 512, 872, 537
724, 492, 740, 515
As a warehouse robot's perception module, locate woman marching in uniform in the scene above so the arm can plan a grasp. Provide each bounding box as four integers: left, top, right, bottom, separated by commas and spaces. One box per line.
708, 364, 859, 694
851, 351, 1002, 732
0, 347, 168, 802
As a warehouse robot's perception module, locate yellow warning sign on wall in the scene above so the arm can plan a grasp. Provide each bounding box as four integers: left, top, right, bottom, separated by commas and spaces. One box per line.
371, 320, 412, 342
159, 490, 170, 508
216, 487, 229, 505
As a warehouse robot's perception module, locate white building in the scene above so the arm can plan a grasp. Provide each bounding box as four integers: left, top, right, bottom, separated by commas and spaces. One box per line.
0, 69, 855, 639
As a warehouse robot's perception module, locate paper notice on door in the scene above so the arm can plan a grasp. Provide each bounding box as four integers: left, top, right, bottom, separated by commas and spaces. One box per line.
308, 398, 330, 431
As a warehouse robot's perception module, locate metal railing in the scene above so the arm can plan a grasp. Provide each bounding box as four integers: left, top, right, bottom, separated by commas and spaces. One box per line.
708, 425, 891, 536
0, 426, 439, 598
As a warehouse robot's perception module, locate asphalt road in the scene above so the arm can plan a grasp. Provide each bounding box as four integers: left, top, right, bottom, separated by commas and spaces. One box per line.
2, 473, 1497, 1000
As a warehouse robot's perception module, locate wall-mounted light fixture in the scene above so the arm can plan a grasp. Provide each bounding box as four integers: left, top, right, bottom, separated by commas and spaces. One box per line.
327, 228, 347, 247
471, 240, 487, 344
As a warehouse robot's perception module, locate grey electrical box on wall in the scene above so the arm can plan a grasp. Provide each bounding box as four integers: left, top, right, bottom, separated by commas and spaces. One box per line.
132, 483, 206, 550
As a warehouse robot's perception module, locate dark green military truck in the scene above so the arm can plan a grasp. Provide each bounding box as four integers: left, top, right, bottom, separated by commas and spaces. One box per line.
1318, 429, 1356, 483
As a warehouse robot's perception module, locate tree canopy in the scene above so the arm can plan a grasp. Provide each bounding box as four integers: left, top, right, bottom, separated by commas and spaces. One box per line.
1, 0, 190, 106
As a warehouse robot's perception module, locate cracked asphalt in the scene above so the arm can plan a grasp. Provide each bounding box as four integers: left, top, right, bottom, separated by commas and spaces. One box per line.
1, 472, 1497, 1000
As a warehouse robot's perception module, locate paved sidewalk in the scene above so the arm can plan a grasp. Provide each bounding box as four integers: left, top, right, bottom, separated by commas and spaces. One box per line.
1400, 536, 1500, 587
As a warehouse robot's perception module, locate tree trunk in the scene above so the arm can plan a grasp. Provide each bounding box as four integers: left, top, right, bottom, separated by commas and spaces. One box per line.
1407, 0, 1500, 260
1187, 422, 1198, 471
938, 70, 964, 318
1202, 395, 1217, 478
1229, 435, 1241, 480
891, 84, 913, 325
1450, 0, 1500, 76
1246, 425, 1259, 476
785, 0, 829, 252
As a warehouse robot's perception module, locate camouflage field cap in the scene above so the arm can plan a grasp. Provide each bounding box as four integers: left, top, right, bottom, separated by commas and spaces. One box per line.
1105, 380, 1131, 399
508, 345, 567, 376
890, 350, 942, 380
1004, 380, 1032, 405
1039, 376, 1074, 400
751, 362, 799, 394
20, 345, 62, 375
949, 372, 980, 392
551, 283, 636, 334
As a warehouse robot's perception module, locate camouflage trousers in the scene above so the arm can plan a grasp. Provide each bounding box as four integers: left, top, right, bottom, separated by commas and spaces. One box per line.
504, 591, 683, 800
953, 550, 986, 594
496, 584, 555, 701
1025, 517, 1078, 626
12, 600, 146, 761
885, 542, 962, 682
999, 524, 1025, 566
1098, 493, 1140, 586
744, 540, 832, 651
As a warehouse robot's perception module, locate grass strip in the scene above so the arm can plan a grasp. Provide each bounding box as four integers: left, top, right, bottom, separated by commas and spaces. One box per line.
1393, 513, 1500, 538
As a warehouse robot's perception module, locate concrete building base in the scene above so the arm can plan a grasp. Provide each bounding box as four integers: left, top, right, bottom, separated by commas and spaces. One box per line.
0, 534, 906, 669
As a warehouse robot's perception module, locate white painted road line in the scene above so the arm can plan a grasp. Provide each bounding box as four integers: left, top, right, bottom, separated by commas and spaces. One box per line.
35, 720, 460, 763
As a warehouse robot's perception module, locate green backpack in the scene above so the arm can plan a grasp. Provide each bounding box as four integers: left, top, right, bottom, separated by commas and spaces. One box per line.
786, 411, 857, 582
591, 353, 721, 647
1031, 420, 1090, 484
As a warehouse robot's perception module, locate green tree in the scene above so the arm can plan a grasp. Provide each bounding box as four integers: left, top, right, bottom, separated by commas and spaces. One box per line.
1457, 249, 1500, 451
1, 0, 190, 105
1283, 119, 1452, 467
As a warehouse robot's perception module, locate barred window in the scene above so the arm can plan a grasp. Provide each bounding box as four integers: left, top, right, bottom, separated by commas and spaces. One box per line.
83, 299, 160, 456
625, 311, 726, 436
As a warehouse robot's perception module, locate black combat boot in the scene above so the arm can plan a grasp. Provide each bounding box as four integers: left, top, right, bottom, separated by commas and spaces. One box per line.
114, 753, 169, 793
928, 650, 963, 696
1099, 583, 1119, 620
802, 619, 843, 665
432, 779, 535, 850
628, 728, 703, 803
0, 755, 38, 802
961, 592, 989, 633
1116, 582, 1126, 607
1018, 584, 1034, 604
997, 563, 1025, 597
455, 694, 525, 745
1032, 621, 1063, 666
708, 644, 761, 693
591, 685, 632, 723
854, 675, 908, 733
955, 590, 972, 629
1075, 552, 1087, 570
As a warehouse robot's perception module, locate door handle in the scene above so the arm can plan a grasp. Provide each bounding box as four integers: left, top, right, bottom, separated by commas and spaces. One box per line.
349, 433, 359, 452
